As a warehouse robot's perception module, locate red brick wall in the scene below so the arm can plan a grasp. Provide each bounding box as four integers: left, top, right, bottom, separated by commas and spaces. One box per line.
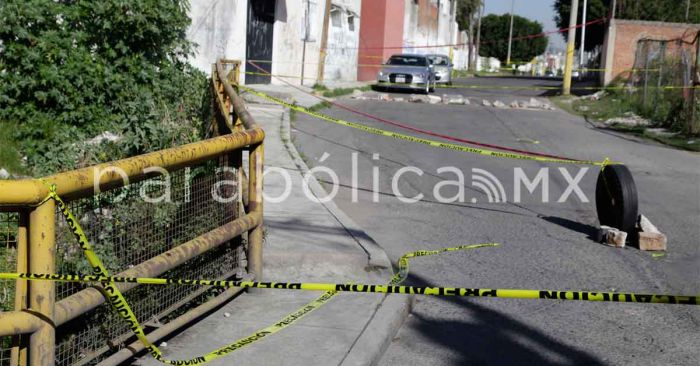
607, 20, 699, 82
357, 0, 406, 81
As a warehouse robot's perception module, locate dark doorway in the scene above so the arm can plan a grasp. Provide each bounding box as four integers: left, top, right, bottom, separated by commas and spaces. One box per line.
245, 0, 275, 84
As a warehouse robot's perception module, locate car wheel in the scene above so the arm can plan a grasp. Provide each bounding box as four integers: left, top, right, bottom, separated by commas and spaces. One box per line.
595, 164, 638, 236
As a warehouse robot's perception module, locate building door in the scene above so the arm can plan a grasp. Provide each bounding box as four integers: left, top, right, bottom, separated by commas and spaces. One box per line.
245, 0, 275, 84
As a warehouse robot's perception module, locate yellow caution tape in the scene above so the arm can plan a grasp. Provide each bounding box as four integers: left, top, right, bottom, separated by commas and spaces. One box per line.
2, 271, 697, 305
6, 184, 500, 364
239, 85, 617, 167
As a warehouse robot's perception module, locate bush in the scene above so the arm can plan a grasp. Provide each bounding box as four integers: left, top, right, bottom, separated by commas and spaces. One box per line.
0, 0, 209, 176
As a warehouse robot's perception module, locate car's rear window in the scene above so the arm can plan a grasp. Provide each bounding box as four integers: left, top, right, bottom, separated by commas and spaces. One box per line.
428, 56, 449, 66
387, 56, 427, 66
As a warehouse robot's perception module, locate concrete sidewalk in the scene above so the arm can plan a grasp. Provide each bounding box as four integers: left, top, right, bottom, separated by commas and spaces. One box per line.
135, 88, 409, 366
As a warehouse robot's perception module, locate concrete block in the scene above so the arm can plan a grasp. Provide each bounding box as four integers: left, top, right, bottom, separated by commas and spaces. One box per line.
462, 98, 470, 105
409, 94, 429, 103
638, 214, 660, 233
482, 99, 492, 107
393, 97, 405, 102
637, 215, 666, 251
598, 225, 627, 248
638, 232, 667, 251
493, 100, 507, 108
447, 96, 465, 105
378, 93, 391, 101
509, 101, 520, 109
428, 95, 442, 104
528, 97, 542, 108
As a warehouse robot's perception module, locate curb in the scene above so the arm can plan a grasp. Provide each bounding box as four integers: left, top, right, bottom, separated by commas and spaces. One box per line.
275, 97, 413, 365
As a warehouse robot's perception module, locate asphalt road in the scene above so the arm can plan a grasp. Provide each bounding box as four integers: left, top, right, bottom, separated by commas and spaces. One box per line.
291, 76, 700, 365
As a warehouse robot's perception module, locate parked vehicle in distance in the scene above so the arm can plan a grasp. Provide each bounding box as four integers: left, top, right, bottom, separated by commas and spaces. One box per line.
427, 54, 453, 85
377, 54, 435, 94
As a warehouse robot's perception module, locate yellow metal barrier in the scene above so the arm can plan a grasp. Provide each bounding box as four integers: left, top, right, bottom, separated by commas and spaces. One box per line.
0, 59, 264, 366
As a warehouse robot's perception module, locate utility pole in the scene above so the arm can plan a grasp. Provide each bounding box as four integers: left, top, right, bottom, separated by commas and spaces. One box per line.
506, 0, 515, 66
687, 0, 691, 22
691, 31, 700, 134
580, 0, 587, 75
317, 0, 332, 85
474, 3, 483, 72
563, 0, 579, 95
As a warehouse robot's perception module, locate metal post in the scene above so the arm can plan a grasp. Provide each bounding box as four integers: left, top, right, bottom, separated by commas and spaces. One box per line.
247, 142, 264, 281
317, 0, 332, 85
10, 211, 29, 366
580, 0, 588, 73
506, 0, 515, 67
563, 0, 579, 95
28, 200, 55, 366
474, 3, 483, 72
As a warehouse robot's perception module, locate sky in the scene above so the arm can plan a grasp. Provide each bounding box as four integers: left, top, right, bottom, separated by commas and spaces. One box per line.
483, 0, 566, 51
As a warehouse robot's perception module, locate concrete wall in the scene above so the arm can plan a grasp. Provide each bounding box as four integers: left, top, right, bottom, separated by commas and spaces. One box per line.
188, 0, 359, 85
403, 0, 455, 56
357, 0, 406, 81
324, 0, 362, 82
187, 0, 248, 74
601, 19, 700, 85
272, 0, 322, 85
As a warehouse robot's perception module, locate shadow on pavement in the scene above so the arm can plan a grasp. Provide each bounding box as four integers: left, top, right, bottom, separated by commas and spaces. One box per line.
401, 273, 606, 366
540, 216, 599, 242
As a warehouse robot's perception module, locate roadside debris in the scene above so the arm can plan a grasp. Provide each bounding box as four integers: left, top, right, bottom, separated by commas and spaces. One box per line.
493, 100, 507, 108
0, 168, 9, 179
637, 215, 667, 251
597, 225, 627, 248
86, 131, 121, 145
646, 128, 679, 138
427, 95, 441, 104
409, 94, 430, 103
604, 112, 651, 127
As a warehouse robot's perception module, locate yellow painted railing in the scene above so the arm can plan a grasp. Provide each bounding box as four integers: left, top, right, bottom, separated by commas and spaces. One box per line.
0, 59, 263, 366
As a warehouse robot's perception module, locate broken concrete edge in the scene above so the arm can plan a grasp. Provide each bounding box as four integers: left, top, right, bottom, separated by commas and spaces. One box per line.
278, 98, 414, 364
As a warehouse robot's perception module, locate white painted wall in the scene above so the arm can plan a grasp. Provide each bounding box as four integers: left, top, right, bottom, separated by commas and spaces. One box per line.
324, 0, 361, 82
402, 0, 455, 57
187, 0, 247, 74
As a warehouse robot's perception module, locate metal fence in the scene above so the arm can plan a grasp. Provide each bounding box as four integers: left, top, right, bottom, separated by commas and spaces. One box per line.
0, 60, 265, 366
626, 31, 700, 134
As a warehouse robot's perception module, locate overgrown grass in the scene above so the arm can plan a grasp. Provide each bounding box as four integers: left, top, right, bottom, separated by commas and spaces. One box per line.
321, 86, 371, 98
551, 94, 700, 152
311, 84, 371, 98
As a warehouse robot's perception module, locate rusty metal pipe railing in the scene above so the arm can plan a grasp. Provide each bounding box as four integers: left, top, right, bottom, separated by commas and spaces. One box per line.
53, 211, 261, 325
216, 60, 258, 130
97, 285, 247, 366
1, 59, 265, 365
28, 200, 56, 366
0, 311, 42, 337
0, 130, 264, 206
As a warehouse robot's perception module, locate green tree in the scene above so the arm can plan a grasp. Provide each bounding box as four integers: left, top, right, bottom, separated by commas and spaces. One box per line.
456, 0, 482, 31
554, 0, 700, 51
479, 14, 548, 63
0, 0, 208, 175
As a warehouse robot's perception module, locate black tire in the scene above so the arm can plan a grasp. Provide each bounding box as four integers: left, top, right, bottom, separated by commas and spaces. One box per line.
595, 164, 638, 235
